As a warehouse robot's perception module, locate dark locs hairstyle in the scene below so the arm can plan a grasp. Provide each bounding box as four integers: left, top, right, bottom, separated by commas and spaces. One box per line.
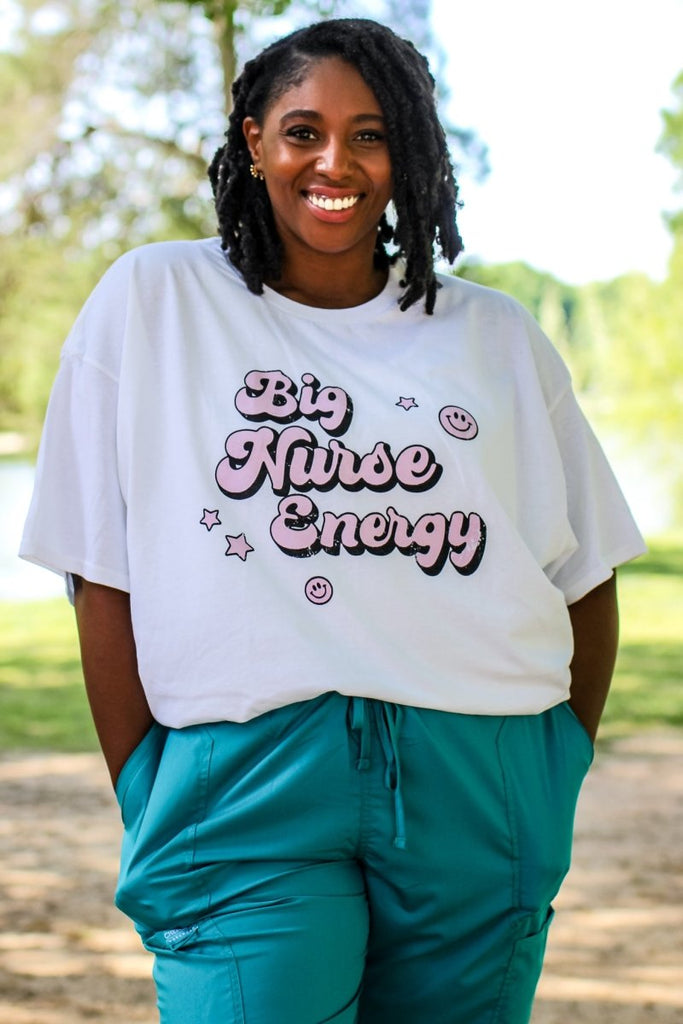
208, 18, 463, 314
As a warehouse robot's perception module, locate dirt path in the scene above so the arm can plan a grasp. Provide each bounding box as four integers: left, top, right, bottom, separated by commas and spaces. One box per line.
1, 732, 682, 1023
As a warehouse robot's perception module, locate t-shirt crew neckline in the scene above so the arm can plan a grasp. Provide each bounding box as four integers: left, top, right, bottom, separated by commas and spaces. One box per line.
212, 238, 401, 323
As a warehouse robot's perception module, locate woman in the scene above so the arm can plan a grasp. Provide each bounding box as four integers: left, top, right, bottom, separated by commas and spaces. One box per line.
21, 18, 645, 1024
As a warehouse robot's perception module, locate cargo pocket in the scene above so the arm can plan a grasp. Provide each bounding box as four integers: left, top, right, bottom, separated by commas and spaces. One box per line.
493, 908, 554, 1024
142, 917, 245, 1024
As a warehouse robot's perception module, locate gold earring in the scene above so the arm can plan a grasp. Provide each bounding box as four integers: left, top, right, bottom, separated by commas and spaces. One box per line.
250, 164, 264, 181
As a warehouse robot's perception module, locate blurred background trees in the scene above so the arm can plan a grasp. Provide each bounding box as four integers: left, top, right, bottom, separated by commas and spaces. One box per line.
0, 0, 486, 440
0, 0, 681, 524
459, 63, 683, 522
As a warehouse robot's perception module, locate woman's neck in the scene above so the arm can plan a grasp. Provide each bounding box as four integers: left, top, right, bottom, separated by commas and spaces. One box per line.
266, 250, 389, 309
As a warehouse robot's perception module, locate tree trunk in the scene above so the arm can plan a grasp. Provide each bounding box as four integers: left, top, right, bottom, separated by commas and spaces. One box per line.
206, 1, 239, 116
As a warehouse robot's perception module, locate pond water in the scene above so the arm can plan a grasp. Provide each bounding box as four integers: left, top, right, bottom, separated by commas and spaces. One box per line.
0, 460, 65, 602
595, 435, 675, 541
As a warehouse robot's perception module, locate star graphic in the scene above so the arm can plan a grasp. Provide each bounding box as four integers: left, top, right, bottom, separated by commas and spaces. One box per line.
396, 396, 418, 411
225, 533, 254, 561
200, 509, 221, 531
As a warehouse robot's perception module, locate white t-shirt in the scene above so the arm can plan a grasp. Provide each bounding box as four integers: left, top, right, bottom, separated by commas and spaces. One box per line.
21, 238, 645, 725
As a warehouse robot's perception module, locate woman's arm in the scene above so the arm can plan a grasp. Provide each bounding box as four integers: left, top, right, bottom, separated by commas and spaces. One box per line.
567, 573, 619, 743
73, 577, 154, 788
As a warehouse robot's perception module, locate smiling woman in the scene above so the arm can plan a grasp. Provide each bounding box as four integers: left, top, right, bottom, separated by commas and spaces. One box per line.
209, 18, 462, 312
19, 16, 645, 1024
241, 57, 393, 306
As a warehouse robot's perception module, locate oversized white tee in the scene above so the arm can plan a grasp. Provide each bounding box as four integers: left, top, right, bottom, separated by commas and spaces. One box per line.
21, 238, 645, 725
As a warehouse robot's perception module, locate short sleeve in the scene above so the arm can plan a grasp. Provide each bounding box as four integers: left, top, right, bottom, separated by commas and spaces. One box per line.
545, 385, 646, 603
19, 352, 130, 593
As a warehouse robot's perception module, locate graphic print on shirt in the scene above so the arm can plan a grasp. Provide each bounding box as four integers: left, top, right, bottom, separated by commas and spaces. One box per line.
200, 509, 221, 530
209, 369, 486, 593
439, 405, 479, 440
304, 576, 334, 605
396, 396, 418, 411
224, 533, 254, 561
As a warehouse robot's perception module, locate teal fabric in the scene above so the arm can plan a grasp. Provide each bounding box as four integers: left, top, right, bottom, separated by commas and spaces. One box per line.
114, 694, 593, 1024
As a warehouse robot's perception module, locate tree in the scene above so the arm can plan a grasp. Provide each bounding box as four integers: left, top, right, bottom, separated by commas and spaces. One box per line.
2, 0, 488, 249
456, 67, 683, 525
0, 0, 488, 439
166, 0, 296, 115
658, 68, 683, 237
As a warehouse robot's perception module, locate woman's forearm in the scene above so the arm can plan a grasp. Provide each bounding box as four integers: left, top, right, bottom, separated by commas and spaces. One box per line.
567, 573, 619, 743
73, 577, 154, 788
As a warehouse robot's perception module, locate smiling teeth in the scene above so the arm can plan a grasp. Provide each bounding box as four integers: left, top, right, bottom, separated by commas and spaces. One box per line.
308, 194, 360, 210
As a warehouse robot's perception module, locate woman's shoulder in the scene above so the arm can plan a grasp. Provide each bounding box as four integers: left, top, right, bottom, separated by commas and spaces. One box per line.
434, 268, 530, 322
432, 268, 572, 393
107, 236, 229, 279
62, 239, 237, 365
75, 238, 246, 322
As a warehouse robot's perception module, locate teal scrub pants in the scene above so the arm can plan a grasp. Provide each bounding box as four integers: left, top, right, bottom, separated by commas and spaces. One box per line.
114, 693, 593, 1024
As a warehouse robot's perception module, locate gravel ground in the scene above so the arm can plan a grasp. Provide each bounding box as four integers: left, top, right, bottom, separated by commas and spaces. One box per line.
1, 731, 682, 1023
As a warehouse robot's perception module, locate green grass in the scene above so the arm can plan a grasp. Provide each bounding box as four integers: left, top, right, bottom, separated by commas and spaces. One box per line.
0, 536, 681, 752
600, 534, 683, 741
0, 598, 97, 751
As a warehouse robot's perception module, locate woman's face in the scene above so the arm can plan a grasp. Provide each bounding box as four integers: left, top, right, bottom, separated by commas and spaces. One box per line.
243, 56, 393, 269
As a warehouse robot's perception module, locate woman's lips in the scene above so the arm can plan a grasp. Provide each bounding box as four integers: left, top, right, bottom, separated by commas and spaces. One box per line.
304, 192, 361, 211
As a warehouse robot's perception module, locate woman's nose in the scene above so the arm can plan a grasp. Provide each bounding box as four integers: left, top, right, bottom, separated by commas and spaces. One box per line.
315, 137, 353, 178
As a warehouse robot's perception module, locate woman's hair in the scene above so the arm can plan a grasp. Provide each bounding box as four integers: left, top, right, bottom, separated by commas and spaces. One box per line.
208, 18, 463, 314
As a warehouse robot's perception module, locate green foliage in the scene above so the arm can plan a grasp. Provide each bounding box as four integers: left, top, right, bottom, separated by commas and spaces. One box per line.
658, 69, 683, 199
188, 0, 294, 15
580, 271, 682, 514
0, 0, 231, 441
0, 0, 489, 441
0, 0, 224, 248
456, 257, 683, 517
0, 1, 99, 180
0, 233, 115, 443
455, 65, 683, 502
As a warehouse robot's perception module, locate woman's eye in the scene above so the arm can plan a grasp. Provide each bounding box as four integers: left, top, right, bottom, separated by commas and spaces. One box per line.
285, 126, 317, 141
356, 130, 385, 143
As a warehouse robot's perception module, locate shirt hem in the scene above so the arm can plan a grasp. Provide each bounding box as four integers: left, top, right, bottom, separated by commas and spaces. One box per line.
143, 683, 574, 729
18, 547, 130, 595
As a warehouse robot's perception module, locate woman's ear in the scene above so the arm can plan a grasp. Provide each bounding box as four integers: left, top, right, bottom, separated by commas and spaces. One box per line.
242, 117, 263, 169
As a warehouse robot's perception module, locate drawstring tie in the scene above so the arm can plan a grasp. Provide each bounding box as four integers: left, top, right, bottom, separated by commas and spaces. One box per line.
350, 697, 407, 850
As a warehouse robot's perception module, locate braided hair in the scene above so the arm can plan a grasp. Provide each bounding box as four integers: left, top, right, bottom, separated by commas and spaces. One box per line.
208, 18, 463, 314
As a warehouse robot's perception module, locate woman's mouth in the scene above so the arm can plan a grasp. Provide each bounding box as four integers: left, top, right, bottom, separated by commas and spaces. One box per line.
304, 192, 361, 211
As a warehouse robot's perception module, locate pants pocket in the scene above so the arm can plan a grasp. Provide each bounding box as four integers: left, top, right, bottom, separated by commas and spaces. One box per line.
115, 725, 214, 931
560, 700, 595, 761
142, 918, 245, 1024
493, 908, 555, 1024
497, 703, 592, 914
115, 722, 167, 830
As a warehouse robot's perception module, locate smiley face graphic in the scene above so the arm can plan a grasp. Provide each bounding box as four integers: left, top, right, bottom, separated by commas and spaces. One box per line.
305, 577, 334, 605
439, 405, 478, 440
